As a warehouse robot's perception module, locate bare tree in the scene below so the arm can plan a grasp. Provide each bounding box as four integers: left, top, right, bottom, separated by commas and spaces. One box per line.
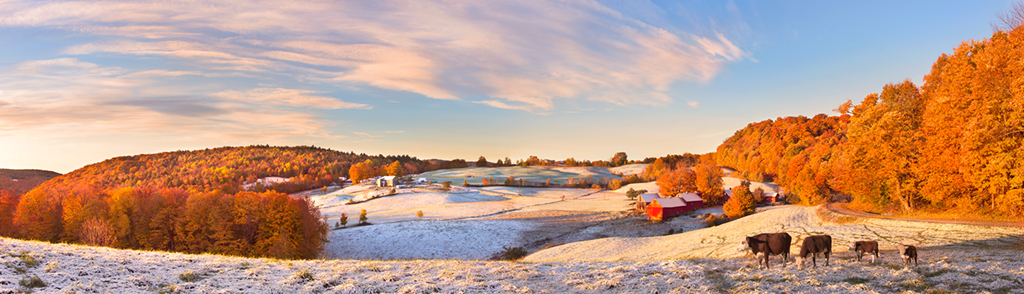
80, 218, 116, 246
992, 1, 1024, 31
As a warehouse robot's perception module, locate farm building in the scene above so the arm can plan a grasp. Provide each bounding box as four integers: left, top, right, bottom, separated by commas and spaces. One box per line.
375, 176, 397, 187
636, 193, 660, 210
678, 193, 704, 211
761, 192, 780, 205
646, 198, 688, 222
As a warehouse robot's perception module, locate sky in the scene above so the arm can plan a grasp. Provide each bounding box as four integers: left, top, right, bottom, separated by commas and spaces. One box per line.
0, 0, 1016, 173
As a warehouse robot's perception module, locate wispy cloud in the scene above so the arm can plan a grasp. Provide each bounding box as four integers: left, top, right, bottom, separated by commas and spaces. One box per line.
212, 88, 370, 110
0, 0, 748, 113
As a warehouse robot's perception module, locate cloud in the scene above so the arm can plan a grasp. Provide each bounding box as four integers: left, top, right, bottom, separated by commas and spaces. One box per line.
212, 88, 370, 110
0, 0, 748, 112
687, 101, 700, 108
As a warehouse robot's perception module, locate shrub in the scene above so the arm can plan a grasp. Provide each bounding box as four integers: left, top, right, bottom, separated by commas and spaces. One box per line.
295, 268, 314, 283
416, 210, 424, 218
359, 209, 368, 224
339, 213, 348, 227
626, 188, 647, 200
500, 246, 528, 260
19, 275, 46, 288
706, 214, 716, 227
463, 179, 469, 187
441, 181, 451, 190
179, 270, 203, 282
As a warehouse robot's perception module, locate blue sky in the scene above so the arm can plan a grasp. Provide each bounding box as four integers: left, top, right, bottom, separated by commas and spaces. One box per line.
0, 0, 1014, 173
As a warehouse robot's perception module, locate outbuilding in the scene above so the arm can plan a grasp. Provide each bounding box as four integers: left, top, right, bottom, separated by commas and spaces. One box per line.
646, 197, 688, 222
636, 193, 660, 210
678, 192, 704, 212
375, 176, 397, 187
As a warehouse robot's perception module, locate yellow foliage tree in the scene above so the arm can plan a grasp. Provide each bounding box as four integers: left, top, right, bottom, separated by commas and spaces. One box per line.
724, 182, 757, 219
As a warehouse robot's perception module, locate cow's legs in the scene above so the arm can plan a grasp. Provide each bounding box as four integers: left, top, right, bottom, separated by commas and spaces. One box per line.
825, 251, 830, 266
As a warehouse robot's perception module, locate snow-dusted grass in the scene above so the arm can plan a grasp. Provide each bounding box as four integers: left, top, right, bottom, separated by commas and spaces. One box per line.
722, 177, 780, 194
326, 220, 536, 260
608, 163, 646, 176
478, 186, 596, 198
314, 191, 520, 224
419, 166, 621, 185
5, 235, 1022, 293
525, 205, 1024, 262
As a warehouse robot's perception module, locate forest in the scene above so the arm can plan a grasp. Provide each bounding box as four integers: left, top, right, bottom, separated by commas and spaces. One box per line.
716, 23, 1023, 218
0, 145, 456, 259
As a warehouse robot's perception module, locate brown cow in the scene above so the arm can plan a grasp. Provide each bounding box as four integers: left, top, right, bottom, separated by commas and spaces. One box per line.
902, 245, 918, 266
849, 240, 879, 263
796, 235, 832, 269
739, 232, 792, 269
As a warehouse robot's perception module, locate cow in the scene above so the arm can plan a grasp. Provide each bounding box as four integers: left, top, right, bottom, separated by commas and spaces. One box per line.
902, 245, 918, 266
738, 232, 792, 269
849, 240, 879, 263
796, 235, 832, 269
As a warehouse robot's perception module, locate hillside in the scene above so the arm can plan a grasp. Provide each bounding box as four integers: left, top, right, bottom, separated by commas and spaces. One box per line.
2, 146, 444, 258
0, 169, 60, 194
4, 205, 1023, 293
525, 205, 1023, 262
715, 24, 1024, 218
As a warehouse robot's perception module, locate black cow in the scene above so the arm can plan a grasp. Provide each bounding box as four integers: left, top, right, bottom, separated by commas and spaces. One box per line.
739, 232, 792, 269
902, 245, 918, 266
796, 235, 832, 269
849, 240, 879, 263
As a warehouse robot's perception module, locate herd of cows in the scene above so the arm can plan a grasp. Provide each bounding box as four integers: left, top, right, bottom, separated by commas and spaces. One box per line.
739, 233, 919, 269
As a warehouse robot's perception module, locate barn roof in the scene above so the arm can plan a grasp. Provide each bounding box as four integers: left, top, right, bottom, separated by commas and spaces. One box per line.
640, 193, 659, 203
678, 193, 703, 203
656, 197, 687, 208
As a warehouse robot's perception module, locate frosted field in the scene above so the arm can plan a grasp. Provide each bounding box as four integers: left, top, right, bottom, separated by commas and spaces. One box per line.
525, 205, 1024, 262
326, 220, 537, 260
418, 166, 621, 185
4, 203, 1023, 293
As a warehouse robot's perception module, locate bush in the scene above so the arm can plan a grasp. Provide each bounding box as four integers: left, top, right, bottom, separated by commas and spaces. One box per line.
441, 181, 452, 190
295, 268, 314, 283
706, 214, 716, 227
179, 270, 203, 282
359, 209, 368, 224
339, 213, 348, 227
19, 275, 46, 288
500, 246, 528, 260
416, 210, 423, 218
626, 188, 647, 200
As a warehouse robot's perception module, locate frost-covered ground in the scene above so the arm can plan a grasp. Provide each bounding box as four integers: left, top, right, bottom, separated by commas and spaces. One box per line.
4, 234, 1023, 293
525, 205, 1024, 262
326, 220, 537, 260
418, 166, 621, 185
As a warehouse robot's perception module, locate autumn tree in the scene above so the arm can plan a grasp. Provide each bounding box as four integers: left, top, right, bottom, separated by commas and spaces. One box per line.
611, 152, 628, 167
349, 160, 378, 183
384, 160, 403, 177
694, 161, 725, 204
0, 190, 20, 237
657, 168, 697, 197
724, 182, 757, 219
476, 156, 489, 167
641, 158, 670, 181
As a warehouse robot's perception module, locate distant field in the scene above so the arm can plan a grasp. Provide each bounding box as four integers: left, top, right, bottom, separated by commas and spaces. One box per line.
418, 166, 622, 185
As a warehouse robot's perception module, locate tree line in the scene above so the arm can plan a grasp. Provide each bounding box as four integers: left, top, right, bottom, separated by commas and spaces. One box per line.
0, 145, 458, 259
715, 22, 1024, 218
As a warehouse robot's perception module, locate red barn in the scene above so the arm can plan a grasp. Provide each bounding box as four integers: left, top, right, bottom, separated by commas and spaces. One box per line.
761, 192, 779, 205
678, 193, 704, 212
646, 198, 688, 222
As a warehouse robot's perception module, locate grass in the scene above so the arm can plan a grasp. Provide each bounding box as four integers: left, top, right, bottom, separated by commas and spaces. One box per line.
18, 275, 46, 288
178, 270, 204, 282
843, 277, 872, 285
295, 268, 315, 283
922, 268, 952, 278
